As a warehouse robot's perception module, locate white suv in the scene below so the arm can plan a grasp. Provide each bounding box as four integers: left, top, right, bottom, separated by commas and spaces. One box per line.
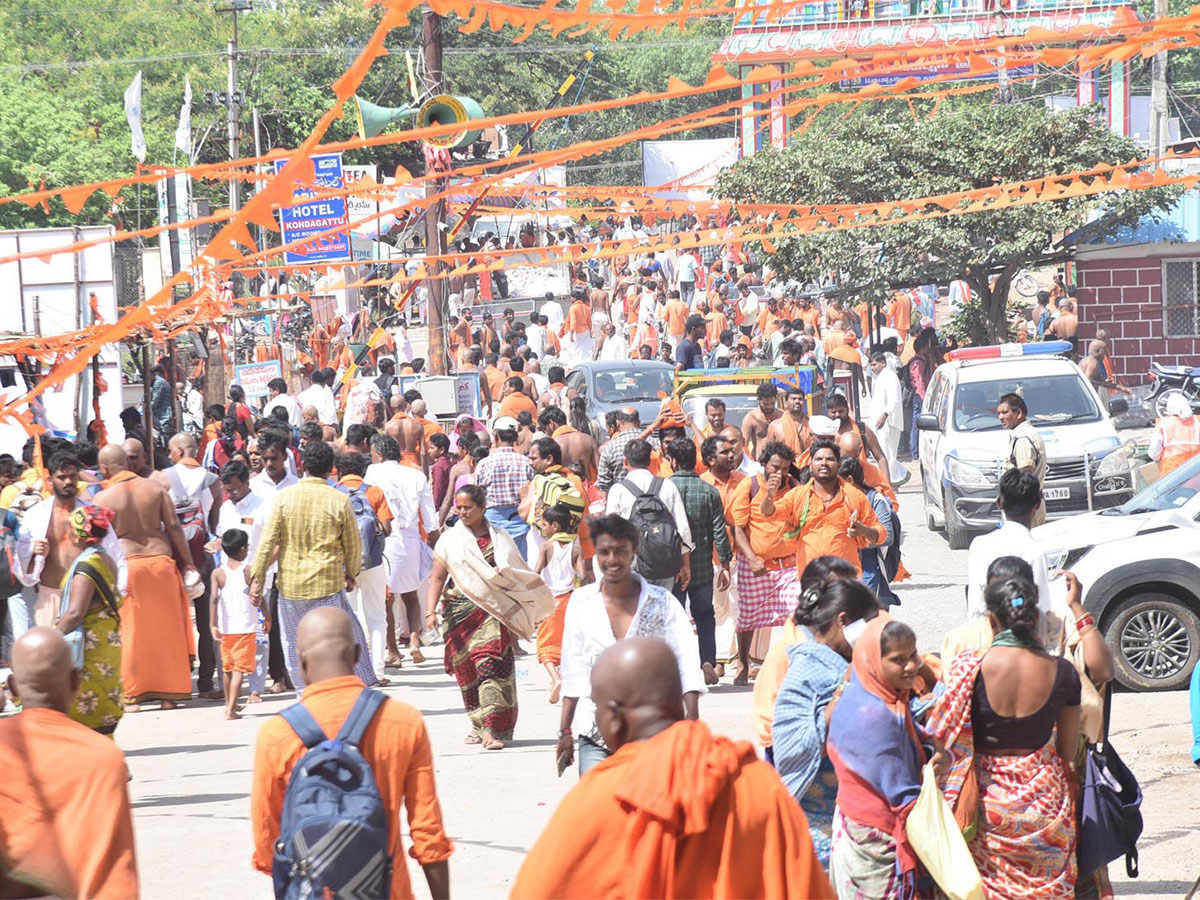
1036, 455, 1200, 691
917, 353, 1135, 550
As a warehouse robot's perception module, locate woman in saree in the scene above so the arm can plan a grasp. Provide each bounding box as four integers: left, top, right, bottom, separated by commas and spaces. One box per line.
425, 484, 552, 751
929, 574, 1081, 899
826, 618, 945, 900
773, 575, 880, 868
53, 506, 124, 735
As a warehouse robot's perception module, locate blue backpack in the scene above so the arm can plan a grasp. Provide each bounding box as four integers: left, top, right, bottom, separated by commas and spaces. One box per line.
273, 689, 391, 900
337, 483, 385, 571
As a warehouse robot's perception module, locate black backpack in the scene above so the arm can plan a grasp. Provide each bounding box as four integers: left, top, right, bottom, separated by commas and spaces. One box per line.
620, 476, 682, 580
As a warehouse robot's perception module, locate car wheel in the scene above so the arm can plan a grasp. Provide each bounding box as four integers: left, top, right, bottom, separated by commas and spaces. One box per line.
1104, 593, 1200, 692
921, 466, 939, 531
943, 486, 971, 550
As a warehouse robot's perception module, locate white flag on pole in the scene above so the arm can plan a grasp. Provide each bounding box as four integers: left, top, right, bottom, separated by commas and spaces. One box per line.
124, 71, 147, 163
174, 76, 193, 159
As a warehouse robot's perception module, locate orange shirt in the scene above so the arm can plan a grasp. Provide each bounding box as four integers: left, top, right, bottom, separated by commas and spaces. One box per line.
202, 420, 220, 454
499, 391, 538, 421
252, 675, 453, 899
888, 294, 912, 334
704, 311, 728, 346
665, 299, 690, 337
774, 479, 881, 573
899, 336, 918, 365
756, 308, 780, 340
415, 416, 447, 440
0, 708, 139, 899
338, 474, 394, 524
510, 720, 833, 900
484, 365, 507, 401
861, 456, 898, 510
799, 306, 821, 337
728, 475, 799, 561
702, 468, 746, 520
564, 300, 591, 335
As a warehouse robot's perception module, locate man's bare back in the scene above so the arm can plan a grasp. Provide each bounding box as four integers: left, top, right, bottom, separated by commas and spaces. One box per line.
94, 476, 175, 558
556, 429, 599, 479
39, 502, 84, 589
386, 415, 426, 461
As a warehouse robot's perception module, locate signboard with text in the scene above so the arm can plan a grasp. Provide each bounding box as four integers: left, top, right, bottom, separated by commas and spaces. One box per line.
235, 360, 283, 400
274, 152, 352, 264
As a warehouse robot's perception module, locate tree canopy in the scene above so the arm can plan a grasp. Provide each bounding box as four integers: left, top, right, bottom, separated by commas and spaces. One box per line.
0, 0, 729, 230
715, 100, 1181, 342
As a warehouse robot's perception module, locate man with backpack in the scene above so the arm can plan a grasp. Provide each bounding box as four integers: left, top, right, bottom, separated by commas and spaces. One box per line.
251, 606, 452, 900
155, 433, 224, 700
336, 452, 393, 686
604, 439, 693, 590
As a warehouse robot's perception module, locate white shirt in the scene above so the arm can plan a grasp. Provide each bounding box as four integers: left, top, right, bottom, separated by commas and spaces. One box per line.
526, 324, 548, 359
15, 496, 128, 594
561, 574, 706, 740
604, 468, 694, 551
736, 453, 763, 478
965, 520, 1054, 632
250, 470, 299, 503
598, 333, 628, 362
529, 372, 550, 398
215, 491, 268, 566
184, 388, 206, 432
676, 253, 697, 284
164, 462, 218, 524
296, 383, 337, 426
364, 460, 438, 532
216, 560, 258, 634
542, 301, 564, 331
870, 365, 904, 429
262, 392, 301, 428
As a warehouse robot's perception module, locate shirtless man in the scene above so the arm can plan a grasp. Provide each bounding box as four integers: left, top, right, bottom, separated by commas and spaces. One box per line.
740, 383, 782, 461
539, 406, 599, 481
590, 283, 610, 334
95, 445, 197, 710
1079, 339, 1130, 410
825, 392, 893, 490
122, 438, 152, 478
1045, 299, 1080, 359
17, 451, 127, 629
764, 389, 811, 459
386, 395, 428, 471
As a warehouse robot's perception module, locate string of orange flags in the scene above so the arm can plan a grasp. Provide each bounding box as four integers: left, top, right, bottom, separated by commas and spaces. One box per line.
5, 5, 1200, 221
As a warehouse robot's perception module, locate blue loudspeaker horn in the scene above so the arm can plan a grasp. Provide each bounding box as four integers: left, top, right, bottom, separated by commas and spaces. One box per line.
416, 95, 484, 149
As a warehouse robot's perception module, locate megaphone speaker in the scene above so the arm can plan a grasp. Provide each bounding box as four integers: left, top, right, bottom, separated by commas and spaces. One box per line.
354, 96, 415, 139
416, 95, 484, 150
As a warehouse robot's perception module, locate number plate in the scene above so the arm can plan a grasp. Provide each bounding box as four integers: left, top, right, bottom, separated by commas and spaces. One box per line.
1043, 486, 1071, 501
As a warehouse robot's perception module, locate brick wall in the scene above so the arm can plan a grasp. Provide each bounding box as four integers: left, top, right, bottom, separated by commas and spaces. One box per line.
1077, 256, 1200, 383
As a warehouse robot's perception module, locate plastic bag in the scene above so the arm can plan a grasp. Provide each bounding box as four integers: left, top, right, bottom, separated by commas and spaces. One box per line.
906, 762, 985, 900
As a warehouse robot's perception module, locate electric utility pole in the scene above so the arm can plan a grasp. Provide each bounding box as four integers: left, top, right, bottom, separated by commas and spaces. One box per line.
1150, 0, 1170, 160
216, 1, 251, 212
423, 7, 449, 375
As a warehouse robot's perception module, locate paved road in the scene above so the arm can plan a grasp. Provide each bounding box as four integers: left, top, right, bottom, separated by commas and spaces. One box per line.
118, 463, 1198, 899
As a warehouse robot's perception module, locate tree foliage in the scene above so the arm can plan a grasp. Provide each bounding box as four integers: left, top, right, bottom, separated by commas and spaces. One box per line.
0, 0, 730, 231
715, 100, 1181, 343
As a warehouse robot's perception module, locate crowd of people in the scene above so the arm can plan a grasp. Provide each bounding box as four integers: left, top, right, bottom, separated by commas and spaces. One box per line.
0, 248, 1136, 900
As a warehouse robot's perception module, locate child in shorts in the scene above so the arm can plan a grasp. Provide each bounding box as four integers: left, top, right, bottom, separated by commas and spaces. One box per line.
209, 529, 259, 720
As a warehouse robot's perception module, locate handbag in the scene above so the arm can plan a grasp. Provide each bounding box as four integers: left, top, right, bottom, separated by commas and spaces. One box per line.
905, 762, 985, 900
1078, 739, 1143, 878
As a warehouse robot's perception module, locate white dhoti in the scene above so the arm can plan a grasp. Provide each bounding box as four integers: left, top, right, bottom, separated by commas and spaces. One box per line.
870, 421, 906, 482
566, 332, 594, 365
349, 564, 389, 677
384, 526, 424, 594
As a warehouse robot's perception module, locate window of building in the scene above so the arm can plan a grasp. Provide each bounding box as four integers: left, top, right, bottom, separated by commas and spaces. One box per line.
1163, 259, 1200, 337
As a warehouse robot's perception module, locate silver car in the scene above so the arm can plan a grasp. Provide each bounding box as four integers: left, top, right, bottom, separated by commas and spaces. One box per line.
564, 360, 676, 437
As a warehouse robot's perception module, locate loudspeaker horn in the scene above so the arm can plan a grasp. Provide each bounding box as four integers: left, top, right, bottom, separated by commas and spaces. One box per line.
354, 96, 415, 140
416, 95, 484, 150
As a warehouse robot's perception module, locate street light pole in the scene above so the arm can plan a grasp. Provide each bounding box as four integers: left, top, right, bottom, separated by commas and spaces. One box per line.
423, 7, 449, 376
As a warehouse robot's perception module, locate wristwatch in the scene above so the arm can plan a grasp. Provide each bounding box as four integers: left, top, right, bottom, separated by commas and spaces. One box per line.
558, 728, 572, 738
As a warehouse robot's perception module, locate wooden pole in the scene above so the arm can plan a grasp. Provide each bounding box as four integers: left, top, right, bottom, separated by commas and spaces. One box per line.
168, 338, 181, 433
142, 341, 155, 470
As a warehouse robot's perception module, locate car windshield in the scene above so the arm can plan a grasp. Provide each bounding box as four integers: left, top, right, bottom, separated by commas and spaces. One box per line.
1106, 452, 1200, 515
681, 394, 760, 431
592, 368, 674, 403
953, 374, 1101, 433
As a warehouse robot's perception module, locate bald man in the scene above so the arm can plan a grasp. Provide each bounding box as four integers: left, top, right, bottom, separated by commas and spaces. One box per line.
837, 429, 898, 510
386, 398, 427, 471
251, 608, 453, 899
512, 638, 833, 900
122, 437, 152, 478
0, 629, 139, 899
155, 432, 224, 698
95, 444, 196, 710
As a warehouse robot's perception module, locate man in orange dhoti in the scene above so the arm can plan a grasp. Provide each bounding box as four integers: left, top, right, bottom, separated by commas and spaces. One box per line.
95, 445, 197, 710
511, 638, 833, 900
0, 629, 139, 899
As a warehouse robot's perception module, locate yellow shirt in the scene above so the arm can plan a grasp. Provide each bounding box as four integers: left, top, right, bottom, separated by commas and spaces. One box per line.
251, 477, 362, 600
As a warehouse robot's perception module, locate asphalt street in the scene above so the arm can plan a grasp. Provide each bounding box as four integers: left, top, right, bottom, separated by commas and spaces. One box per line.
114, 463, 1198, 899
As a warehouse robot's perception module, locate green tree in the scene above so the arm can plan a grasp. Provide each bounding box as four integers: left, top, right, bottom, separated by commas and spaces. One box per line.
715, 101, 1181, 343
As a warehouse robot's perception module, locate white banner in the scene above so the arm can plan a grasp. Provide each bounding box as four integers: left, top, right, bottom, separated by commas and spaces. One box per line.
124, 71, 147, 163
